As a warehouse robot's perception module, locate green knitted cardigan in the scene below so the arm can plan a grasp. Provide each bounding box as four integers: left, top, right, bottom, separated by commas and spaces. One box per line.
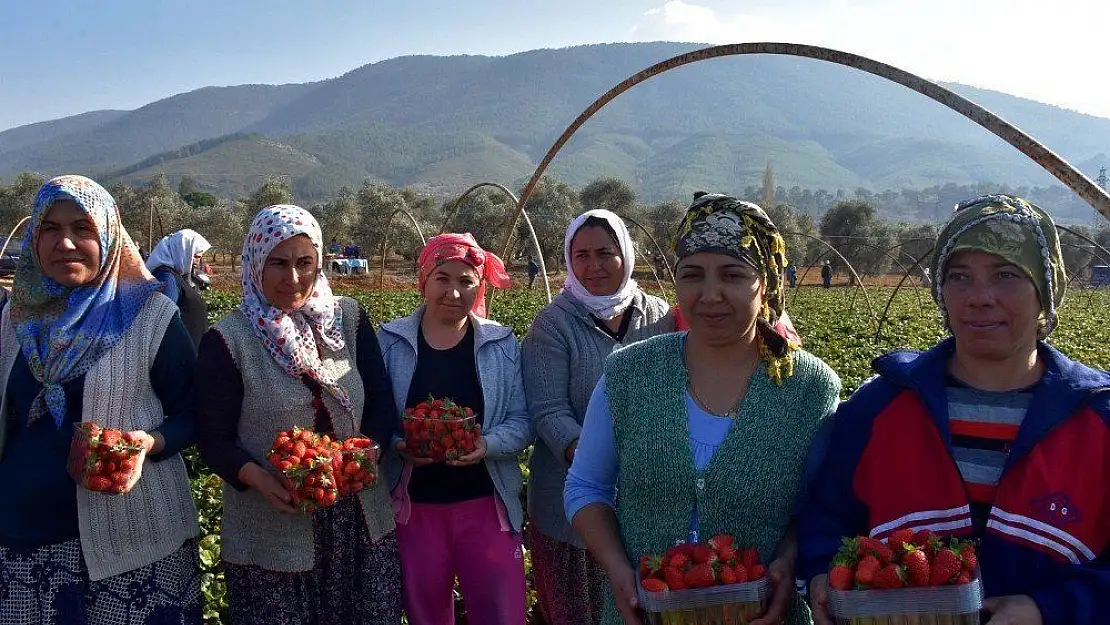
601, 332, 840, 625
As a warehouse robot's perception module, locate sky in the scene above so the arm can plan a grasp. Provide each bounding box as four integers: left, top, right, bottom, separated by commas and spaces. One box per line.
2, 0, 1108, 131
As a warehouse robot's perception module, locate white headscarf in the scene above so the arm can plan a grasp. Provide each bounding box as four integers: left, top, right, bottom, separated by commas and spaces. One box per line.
145, 229, 212, 275
563, 209, 639, 319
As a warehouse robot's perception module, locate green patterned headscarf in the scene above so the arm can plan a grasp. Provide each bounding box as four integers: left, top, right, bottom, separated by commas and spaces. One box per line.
932, 194, 1066, 337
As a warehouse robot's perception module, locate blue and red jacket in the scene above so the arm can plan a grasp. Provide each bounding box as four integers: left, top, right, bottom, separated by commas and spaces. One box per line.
797, 339, 1110, 625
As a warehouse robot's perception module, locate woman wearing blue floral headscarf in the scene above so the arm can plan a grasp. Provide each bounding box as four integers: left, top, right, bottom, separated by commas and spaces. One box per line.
0, 175, 202, 625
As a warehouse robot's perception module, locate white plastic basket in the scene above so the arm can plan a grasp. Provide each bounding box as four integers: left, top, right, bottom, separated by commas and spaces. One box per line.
828, 574, 983, 625
637, 574, 770, 625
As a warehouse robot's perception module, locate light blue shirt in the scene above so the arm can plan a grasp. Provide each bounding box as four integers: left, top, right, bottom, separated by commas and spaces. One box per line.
563, 374, 735, 540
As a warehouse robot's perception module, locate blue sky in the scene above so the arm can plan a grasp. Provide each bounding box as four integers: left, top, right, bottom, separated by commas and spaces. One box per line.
2, 0, 1108, 131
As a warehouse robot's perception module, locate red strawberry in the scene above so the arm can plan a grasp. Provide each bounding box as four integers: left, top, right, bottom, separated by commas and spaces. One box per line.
708, 534, 734, 550
747, 564, 766, 580
872, 564, 906, 589
684, 563, 716, 588
859, 537, 894, 565
854, 555, 881, 586
740, 547, 760, 569
829, 564, 854, 590
100, 430, 122, 447
889, 528, 915, 548
731, 563, 748, 583
954, 569, 973, 585
719, 566, 737, 584
902, 546, 930, 587
959, 542, 978, 572
639, 555, 662, 579
912, 529, 938, 547
88, 475, 113, 491
690, 545, 714, 564
664, 567, 687, 590
715, 545, 738, 563
640, 577, 668, 593
930, 547, 962, 586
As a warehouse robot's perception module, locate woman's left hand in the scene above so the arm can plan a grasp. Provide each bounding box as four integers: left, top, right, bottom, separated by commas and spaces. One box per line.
127, 430, 163, 457
749, 553, 795, 625
447, 437, 487, 467
983, 595, 1043, 625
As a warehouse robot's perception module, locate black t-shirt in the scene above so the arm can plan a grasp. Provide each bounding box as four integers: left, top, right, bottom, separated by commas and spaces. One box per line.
593, 310, 633, 342
405, 322, 495, 503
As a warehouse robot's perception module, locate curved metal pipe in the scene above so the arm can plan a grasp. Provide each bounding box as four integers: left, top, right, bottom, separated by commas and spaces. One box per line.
616, 212, 677, 290
783, 231, 877, 327
0, 215, 31, 262
501, 42, 1110, 262
377, 208, 428, 319
874, 246, 937, 341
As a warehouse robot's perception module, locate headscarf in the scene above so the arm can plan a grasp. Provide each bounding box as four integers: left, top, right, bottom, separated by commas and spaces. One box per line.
11, 175, 160, 426
241, 205, 351, 413
933, 194, 1066, 338
562, 209, 639, 319
146, 229, 211, 276
417, 233, 510, 318
673, 192, 798, 383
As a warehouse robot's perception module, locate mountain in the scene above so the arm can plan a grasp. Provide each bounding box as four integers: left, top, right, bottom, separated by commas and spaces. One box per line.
2, 42, 1108, 216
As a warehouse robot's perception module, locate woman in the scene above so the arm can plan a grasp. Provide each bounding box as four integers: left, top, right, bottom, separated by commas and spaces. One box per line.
195, 205, 401, 625
146, 228, 213, 348
565, 193, 842, 625
523, 209, 673, 625
379, 232, 533, 625
0, 175, 201, 624
799, 195, 1110, 625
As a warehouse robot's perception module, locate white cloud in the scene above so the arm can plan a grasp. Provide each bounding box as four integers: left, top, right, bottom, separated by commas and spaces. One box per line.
626, 0, 1110, 120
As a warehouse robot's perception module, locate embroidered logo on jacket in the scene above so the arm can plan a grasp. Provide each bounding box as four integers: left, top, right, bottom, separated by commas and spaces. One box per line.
1032, 492, 1081, 526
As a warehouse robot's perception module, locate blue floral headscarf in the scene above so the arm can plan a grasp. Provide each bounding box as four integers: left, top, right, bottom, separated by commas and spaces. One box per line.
10, 175, 160, 426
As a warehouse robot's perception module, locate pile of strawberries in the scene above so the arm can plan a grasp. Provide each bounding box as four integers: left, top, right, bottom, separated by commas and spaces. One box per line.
268, 427, 379, 513
639, 534, 767, 592
829, 530, 978, 591
402, 396, 481, 462
67, 423, 146, 494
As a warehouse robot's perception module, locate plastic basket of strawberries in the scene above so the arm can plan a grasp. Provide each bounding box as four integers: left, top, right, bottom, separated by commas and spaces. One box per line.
636, 534, 770, 625
332, 436, 380, 497
401, 396, 481, 462
826, 530, 983, 625
67, 422, 147, 494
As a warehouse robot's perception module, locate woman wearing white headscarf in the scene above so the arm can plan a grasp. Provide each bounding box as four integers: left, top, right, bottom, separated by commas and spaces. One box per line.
195, 205, 401, 624
146, 229, 212, 347
521, 209, 674, 625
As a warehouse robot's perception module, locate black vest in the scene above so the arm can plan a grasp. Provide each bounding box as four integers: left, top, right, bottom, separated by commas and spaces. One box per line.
157, 267, 208, 348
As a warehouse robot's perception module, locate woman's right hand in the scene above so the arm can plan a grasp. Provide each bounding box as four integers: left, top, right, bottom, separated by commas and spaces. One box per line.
238, 463, 298, 514
606, 561, 642, 624
808, 574, 835, 625
393, 439, 435, 466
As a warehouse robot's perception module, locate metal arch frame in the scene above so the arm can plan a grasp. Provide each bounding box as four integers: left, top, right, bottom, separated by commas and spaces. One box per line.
441, 182, 552, 307
615, 212, 678, 291
500, 42, 1110, 263
0, 215, 32, 261
783, 231, 877, 327
874, 246, 937, 341
377, 208, 428, 319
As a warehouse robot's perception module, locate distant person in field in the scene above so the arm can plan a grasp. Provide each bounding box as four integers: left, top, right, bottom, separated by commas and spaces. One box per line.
195, 204, 402, 624
522, 209, 673, 625
820, 260, 832, 288
787, 263, 798, 288
566, 193, 840, 625
379, 232, 533, 625
527, 254, 541, 289
799, 195, 1110, 625
0, 175, 202, 625
146, 229, 212, 348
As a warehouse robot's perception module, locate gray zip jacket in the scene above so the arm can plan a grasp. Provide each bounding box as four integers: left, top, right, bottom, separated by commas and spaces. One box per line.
378, 306, 533, 532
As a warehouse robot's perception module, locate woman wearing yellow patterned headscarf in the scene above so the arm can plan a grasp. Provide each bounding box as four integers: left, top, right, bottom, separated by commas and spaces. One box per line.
566, 192, 841, 625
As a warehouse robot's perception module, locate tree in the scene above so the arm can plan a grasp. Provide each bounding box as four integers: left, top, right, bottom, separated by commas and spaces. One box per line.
182, 191, 218, 209
448, 189, 511, 254
0, 172, 45, 243
579, 177, 636, 215
241, 177, 294, 214
820, 200, 880, 276
519, 177, 580, 267
177, 176, 200, 197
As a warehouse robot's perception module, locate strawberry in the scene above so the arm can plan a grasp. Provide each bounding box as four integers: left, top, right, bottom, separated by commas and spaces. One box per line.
747, 564, 766, 580
664, 567, 687, 590
88, 475, 113, 491
640, 577, 668, 593
872, 564, 906, 589
859, 537, 894, 565
930, 546, 963, 586
854, 555, 880, 587
959, 542, 978, 572
715, 545, 738, 563
889, 528, 915, 548
639, 554, 662, 579
709, 534, 734, 550
100, 430, 122, 447
954, 569, 973, 584
731, 563, 748, 583
740, 547, 760, 569
902, 546, 930, 586
912, 529, 938, 548
719, 566, 737, 585
689, 545, 714, 564
666, 552, 690, 569
684, 563, 716, 588
829, 564, 854, 590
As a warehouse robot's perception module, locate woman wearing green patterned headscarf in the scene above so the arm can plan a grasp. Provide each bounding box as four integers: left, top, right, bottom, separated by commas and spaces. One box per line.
566, 192, 841, 625
800, 194, 1110, 625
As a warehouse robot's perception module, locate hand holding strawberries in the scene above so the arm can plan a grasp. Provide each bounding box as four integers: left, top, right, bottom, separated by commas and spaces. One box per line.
392, 439, 435, 467
67, 423, 149, 494
446, 436, 486, 467
750, 551, 795, 625
608, 561, 642, 625
239, 462, 297, 514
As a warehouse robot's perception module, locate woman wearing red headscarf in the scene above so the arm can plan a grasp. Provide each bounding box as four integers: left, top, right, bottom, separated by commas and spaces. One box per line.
378, 233, 533, 625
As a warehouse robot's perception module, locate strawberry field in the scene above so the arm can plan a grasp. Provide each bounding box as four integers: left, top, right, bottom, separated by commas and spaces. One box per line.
192, 285, 1110, 623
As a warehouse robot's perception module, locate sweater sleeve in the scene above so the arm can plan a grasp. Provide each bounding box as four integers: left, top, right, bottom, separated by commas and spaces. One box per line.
521, 314, 581, 469
796, 378, 892, 585
147, 312, 197, 461
481, 337, 535, 459
355, 307, 398, 449
1030, 550, 1110, 625
563, 376, 619, 522
195, 329, 254, 491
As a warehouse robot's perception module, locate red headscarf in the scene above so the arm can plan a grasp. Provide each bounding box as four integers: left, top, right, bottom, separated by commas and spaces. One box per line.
418, 233, 511, 318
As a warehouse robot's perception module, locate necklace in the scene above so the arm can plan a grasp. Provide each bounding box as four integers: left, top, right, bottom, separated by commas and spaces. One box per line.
688, 382, 743, 419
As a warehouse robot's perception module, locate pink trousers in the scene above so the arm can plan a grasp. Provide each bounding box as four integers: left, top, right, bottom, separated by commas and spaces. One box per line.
396, 495, 526, 625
